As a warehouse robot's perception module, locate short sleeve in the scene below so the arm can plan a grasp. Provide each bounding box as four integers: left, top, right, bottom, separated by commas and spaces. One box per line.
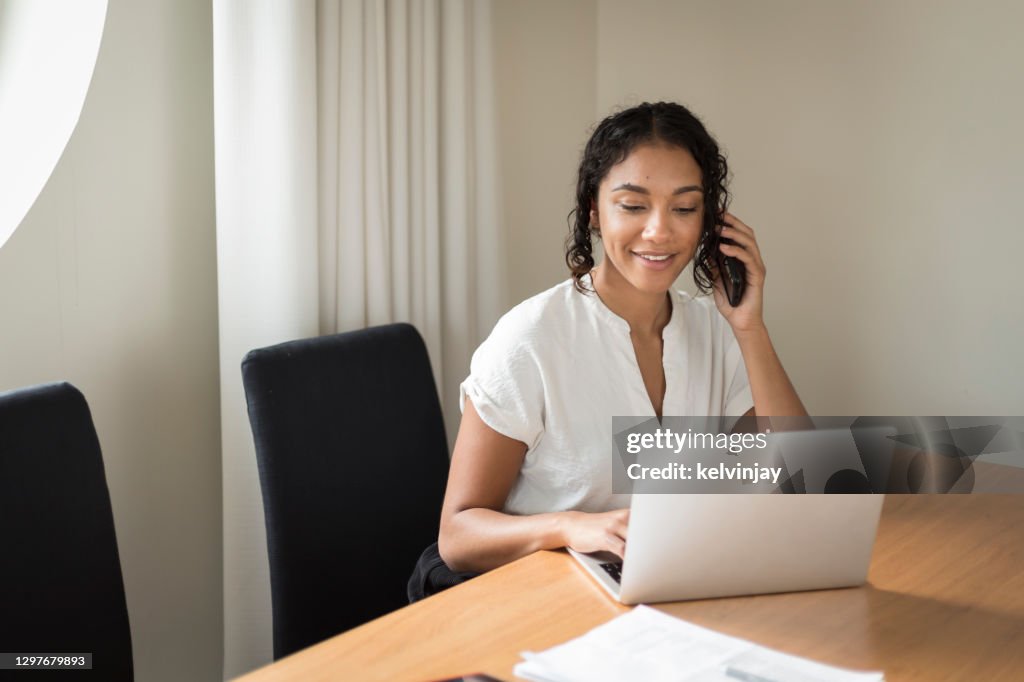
459, 312, 546, 450
722, 324, 754, 416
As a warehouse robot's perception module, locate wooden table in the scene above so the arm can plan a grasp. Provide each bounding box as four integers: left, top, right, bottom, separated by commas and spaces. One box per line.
234, 495, 1024, 682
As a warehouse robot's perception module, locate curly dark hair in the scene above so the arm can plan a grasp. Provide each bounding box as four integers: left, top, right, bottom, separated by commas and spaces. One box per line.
565, 101, 731, 294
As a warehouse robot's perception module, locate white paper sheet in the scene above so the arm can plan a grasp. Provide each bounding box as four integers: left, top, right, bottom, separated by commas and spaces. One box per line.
514, 606, 883, 682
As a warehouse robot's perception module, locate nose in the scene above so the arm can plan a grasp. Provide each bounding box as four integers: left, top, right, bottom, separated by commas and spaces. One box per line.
641, 207, 672, 243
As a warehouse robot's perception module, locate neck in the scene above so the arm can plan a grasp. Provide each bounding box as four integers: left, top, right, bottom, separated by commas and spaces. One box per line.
591, 265, 672, 337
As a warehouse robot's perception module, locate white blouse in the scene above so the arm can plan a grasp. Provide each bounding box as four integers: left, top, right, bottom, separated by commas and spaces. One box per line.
459, 275, 754, 515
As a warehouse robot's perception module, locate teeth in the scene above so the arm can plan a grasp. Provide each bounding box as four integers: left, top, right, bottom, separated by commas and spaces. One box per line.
637, 253, 671, 261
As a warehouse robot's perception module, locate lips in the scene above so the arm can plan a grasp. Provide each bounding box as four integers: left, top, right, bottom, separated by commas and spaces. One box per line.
631, 250, 677, 270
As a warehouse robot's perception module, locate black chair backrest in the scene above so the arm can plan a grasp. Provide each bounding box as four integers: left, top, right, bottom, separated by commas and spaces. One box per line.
0, 382, 133, 681
242, 323, 450, 659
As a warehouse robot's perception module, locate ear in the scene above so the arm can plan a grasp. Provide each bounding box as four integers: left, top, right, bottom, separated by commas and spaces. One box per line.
589, 201, 599, 230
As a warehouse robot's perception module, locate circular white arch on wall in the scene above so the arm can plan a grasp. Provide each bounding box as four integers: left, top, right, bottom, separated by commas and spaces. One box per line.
0, 0, 108, 250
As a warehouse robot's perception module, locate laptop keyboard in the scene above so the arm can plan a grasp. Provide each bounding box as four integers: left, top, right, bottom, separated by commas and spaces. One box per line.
599, 562, 623, 584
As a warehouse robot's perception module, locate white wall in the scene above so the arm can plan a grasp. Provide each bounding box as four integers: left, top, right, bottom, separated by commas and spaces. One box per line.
0, 0, 222, 680
492, 0, 597, 309
493, 0, 1024, 414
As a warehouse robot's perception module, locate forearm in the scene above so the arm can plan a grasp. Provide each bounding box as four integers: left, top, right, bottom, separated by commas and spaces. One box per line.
735, 326, 807, 418
438, 508, 570, 573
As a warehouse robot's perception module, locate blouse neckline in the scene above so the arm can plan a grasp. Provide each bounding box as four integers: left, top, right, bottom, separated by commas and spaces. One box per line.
579, 271, 687, 346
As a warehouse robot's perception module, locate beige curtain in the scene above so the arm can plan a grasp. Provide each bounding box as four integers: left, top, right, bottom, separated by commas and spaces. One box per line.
215, 0, 501, 676
318, 0, 501, 419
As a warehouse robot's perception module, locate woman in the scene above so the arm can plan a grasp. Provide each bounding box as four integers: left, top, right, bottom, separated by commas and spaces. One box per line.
436, 101, 806, 578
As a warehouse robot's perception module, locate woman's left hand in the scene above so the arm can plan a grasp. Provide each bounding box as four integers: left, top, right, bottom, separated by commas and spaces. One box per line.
711, 212, 767, 334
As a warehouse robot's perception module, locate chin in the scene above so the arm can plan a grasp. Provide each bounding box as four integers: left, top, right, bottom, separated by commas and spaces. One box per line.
626, 269, 682, 295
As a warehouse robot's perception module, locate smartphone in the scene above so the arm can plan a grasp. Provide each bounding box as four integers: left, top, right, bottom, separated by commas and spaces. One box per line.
715, 221, 746, 307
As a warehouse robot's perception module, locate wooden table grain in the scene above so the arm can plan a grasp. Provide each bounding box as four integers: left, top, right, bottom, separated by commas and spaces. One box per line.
233, 495, 1024, 682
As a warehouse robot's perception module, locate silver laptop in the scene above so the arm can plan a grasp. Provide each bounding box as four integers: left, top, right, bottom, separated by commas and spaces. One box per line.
571, 430, 886, 604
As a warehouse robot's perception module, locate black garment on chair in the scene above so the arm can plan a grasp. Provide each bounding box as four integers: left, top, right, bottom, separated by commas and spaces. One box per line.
407, 541, 479, 603
0, 382, 134, 681
242, 323, 450, 660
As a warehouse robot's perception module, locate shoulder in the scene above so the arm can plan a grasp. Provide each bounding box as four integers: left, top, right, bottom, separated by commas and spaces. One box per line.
466, 280, 584, 402
672, 289, 734, 341
672, 288, 718, 322
485, 279, 585, 350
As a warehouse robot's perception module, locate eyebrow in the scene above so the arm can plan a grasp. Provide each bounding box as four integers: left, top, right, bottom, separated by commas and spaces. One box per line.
611, 183, 703, 195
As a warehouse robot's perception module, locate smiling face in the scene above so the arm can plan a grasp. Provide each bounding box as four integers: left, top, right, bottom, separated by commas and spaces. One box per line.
590, 143, 705, 297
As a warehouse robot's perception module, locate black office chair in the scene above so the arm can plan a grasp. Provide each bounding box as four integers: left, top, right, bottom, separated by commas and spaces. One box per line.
0, 382, 134, 681
242, 323, 450, 659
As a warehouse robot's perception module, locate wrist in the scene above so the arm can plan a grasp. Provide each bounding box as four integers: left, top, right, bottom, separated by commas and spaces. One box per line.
733, 323, 770, 345
551, 511, 578, 549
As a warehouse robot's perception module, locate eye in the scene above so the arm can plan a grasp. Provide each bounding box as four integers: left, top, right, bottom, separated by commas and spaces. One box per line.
619, 204, 645, 213
674, 207, 697, 214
